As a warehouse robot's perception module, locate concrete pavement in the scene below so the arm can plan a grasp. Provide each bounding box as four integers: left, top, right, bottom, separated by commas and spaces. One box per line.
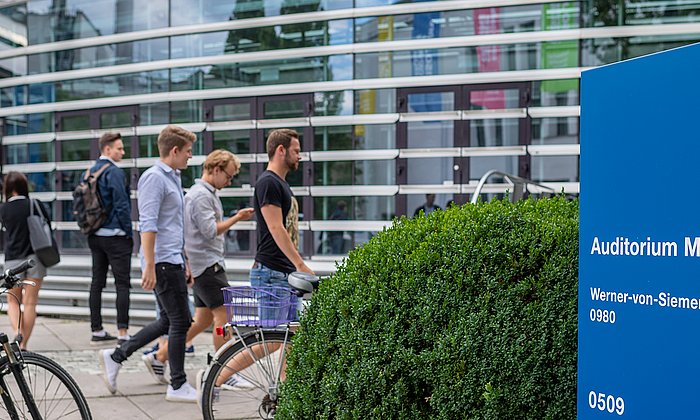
0, 315, 216, 420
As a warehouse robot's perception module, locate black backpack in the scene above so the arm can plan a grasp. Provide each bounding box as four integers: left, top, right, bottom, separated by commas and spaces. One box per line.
72, 163, 110, 235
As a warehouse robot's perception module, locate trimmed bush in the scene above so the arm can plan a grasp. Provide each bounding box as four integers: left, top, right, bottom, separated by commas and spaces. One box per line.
278, 197, 578, 419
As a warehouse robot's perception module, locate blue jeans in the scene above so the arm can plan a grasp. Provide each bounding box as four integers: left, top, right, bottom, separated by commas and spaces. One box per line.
249, 263, 300, 324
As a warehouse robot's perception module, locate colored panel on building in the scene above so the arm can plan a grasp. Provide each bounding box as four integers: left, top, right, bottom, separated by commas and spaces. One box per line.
579, 42, 700, 419
542, 2, 579, 92
473, 8, 504, 109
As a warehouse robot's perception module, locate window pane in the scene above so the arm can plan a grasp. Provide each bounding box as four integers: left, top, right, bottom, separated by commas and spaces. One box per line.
0, 4, 27, 47
1, 86, 27, 107
531, 117, 579, 145
171, 20, 352, 59
220, 197, 254, 254
171, 55, 351, 91
583, 0, 700, 27
469, 88, 519, 110
28, 38, 169, 74
27, 172, 54, 193
4, 115, 26, 136
28, 113, 54, 134
407, 193, 453, 218
314, 126, 353, 151
60, 139, 91, 161
171, 100, 203, 124
140, 103, 170, 126
264, 99, 304, 119
531, 156, 578, 182
469, 156, 519, 180
5, 143, 54, 164
138, 135, 159, 158
60, 170, 85, 191
101, 110, 133, 128
213, 131, 251, 154
0, 56, 26, 77
314, 160, 395, 185
314, 196, 394, 220
60, 114, 90, 131
212, 103, 251, 122
181, 165, 203, 189
355, 89, 395, 114
170, 0, 351, 27
354, 124, 395, 149
55, 70, 168, 102
470, 119, 519, 147
530, 79, 579, 107
407, 121, 453, 148
315, 91, 353, 116
27, 0, 168, 45
60, 231, 89, 250
406, 157, 454, 184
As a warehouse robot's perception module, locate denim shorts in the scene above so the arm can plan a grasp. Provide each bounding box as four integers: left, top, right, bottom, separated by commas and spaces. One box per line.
249, 263, 300, 323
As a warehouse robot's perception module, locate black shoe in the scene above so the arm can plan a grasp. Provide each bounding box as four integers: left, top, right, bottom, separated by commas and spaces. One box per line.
91, 333, 118, 345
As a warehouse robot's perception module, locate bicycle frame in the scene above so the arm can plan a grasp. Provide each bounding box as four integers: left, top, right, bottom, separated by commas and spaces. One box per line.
0, 333, 42, 420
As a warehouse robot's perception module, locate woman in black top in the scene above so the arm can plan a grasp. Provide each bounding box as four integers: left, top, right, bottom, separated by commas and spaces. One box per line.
0, 172, 49, 350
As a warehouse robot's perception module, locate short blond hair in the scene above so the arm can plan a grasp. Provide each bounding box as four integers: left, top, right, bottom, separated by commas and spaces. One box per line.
157, 125, 196, 157
203, 149, 241, 175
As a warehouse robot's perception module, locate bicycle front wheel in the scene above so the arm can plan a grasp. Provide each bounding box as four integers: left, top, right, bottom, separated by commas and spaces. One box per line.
202, 329, 293, 420
0, 351, 92, 419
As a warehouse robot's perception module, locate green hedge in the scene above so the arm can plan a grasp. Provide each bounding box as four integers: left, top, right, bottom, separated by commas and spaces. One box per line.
278, 197, 579, 419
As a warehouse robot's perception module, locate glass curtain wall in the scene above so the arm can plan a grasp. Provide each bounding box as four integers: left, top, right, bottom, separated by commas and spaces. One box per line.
2, 0, 700, 257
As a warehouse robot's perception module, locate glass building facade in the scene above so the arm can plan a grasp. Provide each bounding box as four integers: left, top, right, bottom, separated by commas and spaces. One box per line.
0, 0, 698, 259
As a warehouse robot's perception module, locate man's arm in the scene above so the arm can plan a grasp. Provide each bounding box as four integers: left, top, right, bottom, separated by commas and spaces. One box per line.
260, 204, 313, 274
140, 231, 157, 290
137, 173, 163, 290
108, 167, 133, 235
216, 207, 254, 235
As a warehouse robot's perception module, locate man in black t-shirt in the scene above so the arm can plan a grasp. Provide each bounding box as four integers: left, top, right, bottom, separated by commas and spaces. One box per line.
251, 129, 313, 297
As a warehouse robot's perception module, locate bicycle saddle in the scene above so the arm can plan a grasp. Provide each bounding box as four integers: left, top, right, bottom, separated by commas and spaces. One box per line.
288, 271, 320, 294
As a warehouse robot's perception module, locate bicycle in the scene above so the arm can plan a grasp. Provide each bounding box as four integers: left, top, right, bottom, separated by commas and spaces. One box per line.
199, 272, 320, 420
0, 259, 92, 419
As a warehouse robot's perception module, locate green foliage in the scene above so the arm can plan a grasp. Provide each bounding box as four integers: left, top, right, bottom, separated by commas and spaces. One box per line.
278, 197, 579, 419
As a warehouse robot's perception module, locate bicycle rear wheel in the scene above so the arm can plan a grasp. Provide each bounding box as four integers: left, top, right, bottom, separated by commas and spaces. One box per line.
0, 351, 92, 419
201, 329, 293, 420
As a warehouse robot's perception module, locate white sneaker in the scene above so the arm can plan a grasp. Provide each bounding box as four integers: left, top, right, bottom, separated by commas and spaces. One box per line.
221, 374, 256, 390
166, 383, 198, 403
99, 349, 121, 395
142, 353, 169, 384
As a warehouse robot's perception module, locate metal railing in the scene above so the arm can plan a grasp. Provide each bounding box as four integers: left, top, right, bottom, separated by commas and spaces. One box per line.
470, 170, 555, 204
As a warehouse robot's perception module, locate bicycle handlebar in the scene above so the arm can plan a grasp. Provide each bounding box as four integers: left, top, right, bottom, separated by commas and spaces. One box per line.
1, 259, 34, 289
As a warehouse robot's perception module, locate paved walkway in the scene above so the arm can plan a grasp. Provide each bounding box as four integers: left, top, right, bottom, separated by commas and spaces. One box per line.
0, 316, 217, 419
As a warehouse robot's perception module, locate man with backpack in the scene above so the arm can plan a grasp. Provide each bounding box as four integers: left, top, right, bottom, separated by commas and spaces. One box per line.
82, 132, 133, 345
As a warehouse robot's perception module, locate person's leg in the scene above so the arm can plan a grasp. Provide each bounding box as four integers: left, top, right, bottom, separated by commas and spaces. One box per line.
191, 264, 230, 351
107, 236, 133, 337
113, 292, 170, 363
211, 306, 228, 351
18, 278, 42, 349
88, 235, 109, 333
156, 264, 192, 389
156, 307, 212, 363
6, 287, 22, 338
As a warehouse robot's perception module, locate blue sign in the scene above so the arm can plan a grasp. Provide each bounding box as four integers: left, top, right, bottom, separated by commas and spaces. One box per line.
579, 43, 700, 419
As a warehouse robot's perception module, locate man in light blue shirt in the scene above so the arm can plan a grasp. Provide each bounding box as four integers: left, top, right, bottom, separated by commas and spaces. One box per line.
148, 150, 254, 388
100, 125, 199, 403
